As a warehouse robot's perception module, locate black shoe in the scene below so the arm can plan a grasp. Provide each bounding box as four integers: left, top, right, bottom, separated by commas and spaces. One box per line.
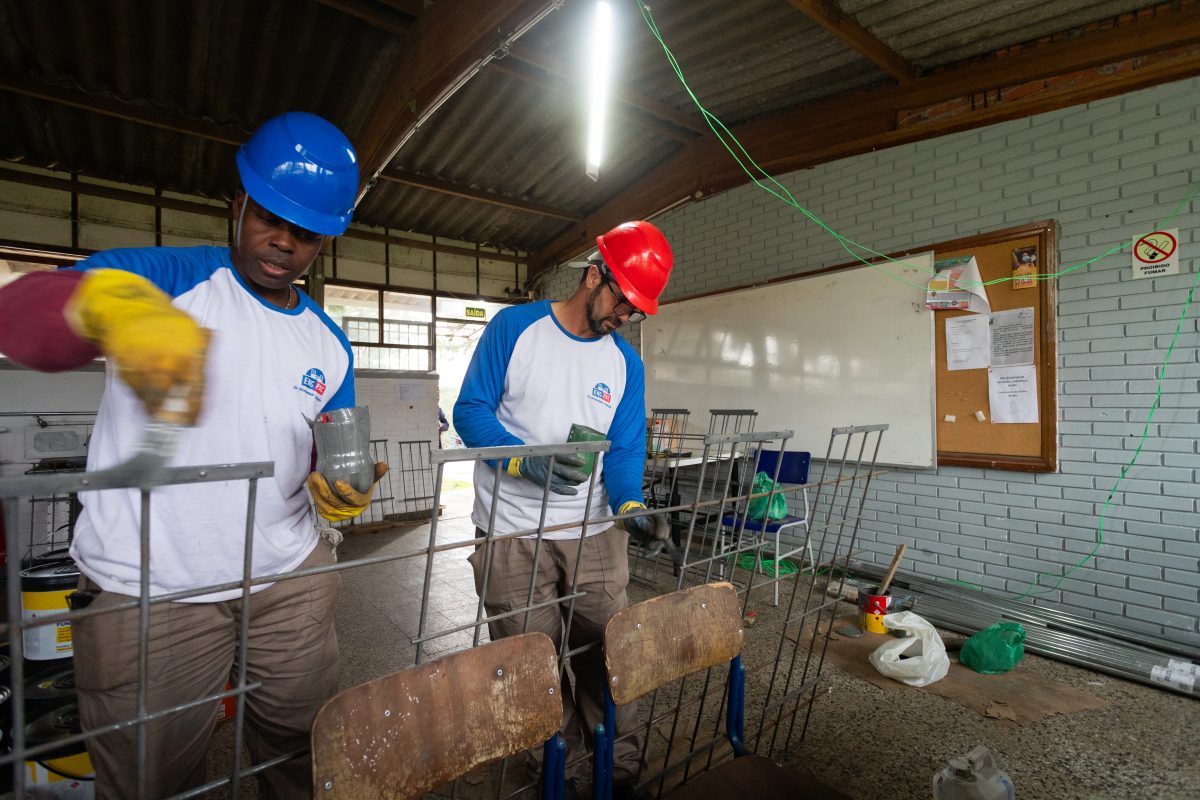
563, 777, 581, 800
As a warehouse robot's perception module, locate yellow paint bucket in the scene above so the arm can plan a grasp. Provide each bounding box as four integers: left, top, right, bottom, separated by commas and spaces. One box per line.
20, 561, 79, 661
24, 701, 95, 796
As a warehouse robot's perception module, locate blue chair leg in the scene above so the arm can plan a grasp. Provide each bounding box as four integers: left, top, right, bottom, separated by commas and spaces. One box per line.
593, 686, 618, 800
605, 687, 616, 775
593, 722, 610, 800
726, 656, 747, 757
542, 733, 566, 800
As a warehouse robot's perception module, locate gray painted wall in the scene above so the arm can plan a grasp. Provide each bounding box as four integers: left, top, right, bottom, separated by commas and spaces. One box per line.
544, 76, 1200, 644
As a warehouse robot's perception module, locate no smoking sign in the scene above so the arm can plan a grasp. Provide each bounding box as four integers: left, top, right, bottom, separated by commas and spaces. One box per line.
1131, 228, 1179, 280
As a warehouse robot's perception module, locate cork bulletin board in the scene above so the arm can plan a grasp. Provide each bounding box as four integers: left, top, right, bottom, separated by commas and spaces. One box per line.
934, 221, 1058, 472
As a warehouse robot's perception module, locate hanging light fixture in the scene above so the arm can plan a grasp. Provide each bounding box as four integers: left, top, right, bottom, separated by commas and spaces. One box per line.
585, 1, 614, 181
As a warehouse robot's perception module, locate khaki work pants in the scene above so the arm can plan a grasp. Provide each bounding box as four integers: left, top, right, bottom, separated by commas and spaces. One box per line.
469, 525, 642, 782
72, 544, 340, 800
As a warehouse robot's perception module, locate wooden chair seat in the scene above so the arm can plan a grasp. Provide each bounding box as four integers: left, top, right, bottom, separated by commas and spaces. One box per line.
311, 632, 562, 800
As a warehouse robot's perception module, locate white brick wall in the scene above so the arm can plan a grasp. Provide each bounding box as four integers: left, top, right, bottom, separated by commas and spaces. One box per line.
548, 77, 1200, 643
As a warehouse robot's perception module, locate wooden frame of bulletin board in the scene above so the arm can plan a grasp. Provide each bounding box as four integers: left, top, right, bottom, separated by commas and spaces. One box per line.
935, 220, 1057, 472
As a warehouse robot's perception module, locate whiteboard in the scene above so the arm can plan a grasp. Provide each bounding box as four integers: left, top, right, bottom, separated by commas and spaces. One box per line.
642, 253, 936, 468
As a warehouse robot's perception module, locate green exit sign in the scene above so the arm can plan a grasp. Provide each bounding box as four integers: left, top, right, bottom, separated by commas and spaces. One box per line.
465, 307, 486, 319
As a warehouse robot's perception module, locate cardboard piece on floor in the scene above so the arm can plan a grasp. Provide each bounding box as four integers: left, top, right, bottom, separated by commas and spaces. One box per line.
791, 617, 1108, 725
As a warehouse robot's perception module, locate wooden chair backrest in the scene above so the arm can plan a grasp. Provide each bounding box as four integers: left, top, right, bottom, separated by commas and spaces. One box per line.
312, 632, 561, 800
604, 582, 743, 706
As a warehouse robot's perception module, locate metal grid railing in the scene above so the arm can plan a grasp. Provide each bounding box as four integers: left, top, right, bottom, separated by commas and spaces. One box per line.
0, 424, 889, 799
0, 462, 275, 799
392, 439, 436, 521
333, 438, 397, 529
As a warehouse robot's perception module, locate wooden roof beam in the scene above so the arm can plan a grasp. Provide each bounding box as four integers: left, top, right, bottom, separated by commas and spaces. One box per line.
0, 165, 525, 265
379, 168, 582, 221
0, 73, 245, 145
313, 0, 414, 36
788, 0, 916, 83
372, 0, 426, 20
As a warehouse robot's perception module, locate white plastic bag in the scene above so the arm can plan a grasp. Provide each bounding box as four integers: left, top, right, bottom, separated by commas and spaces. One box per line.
867, 611, 950, 687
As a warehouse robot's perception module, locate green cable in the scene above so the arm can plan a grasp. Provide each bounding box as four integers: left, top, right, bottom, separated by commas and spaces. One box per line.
633, 0, 1200, 602
1013, 262, 1200, 600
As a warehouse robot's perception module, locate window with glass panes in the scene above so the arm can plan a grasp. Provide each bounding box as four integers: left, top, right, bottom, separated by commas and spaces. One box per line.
324, 285, 434, 371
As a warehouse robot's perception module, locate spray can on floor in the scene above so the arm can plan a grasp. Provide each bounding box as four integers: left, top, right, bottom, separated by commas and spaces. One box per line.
933, 746, 1014, 800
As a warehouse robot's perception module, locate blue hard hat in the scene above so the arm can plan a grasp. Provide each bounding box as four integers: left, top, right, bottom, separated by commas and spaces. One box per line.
236, 112, 358, 236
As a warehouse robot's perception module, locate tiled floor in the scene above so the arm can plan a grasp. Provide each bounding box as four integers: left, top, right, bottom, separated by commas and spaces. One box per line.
335, 482, 485, 687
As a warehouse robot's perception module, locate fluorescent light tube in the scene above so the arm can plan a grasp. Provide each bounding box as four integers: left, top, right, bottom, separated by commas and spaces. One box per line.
585, 1, 613, 181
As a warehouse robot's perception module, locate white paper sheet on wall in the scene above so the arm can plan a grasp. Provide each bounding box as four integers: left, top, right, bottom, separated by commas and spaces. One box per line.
946, 315, 990, 370
396, 381, 430, 403
988, 365, 1038, 424
990, 307, 1035, 367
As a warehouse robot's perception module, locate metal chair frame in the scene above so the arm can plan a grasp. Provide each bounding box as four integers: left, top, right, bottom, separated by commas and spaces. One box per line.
721, 449, 813, 606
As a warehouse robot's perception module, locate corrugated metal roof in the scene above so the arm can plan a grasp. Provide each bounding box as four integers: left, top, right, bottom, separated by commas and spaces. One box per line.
0, 0, 402, 200
0, 0, 1190, 258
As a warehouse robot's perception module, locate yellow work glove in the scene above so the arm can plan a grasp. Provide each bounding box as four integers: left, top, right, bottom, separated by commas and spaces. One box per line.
64, 269, 210, 425
307, 462, 390, 522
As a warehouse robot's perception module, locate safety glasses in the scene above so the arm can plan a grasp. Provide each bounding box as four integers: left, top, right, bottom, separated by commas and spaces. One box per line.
596, 265, 647, 322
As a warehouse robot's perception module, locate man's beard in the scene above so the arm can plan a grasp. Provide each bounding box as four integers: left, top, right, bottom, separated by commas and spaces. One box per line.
586, 286, 618, 336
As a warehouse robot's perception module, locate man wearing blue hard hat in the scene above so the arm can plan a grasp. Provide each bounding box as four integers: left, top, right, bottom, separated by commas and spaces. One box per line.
0, 112, 387, 798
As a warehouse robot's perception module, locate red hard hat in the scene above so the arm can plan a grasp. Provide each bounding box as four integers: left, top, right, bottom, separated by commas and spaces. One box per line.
595, 220, 674, 315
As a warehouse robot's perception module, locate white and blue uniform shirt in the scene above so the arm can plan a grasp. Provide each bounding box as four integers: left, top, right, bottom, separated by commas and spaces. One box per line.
68, 246, 354, 601
454, 301, 646, 539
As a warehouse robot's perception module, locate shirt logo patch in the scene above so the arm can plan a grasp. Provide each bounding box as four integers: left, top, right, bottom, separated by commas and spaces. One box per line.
298, 368, 327, 399
590, 382, 613, 407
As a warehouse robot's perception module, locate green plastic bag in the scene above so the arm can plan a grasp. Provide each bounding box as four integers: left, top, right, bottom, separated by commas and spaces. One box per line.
960, 622, 1026, 674
748, 471, 788, 521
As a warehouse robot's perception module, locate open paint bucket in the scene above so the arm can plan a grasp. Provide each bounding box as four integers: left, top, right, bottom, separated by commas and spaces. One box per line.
860, 585, 893, 634
24, 701, 94, 795
20, 561, 80, 661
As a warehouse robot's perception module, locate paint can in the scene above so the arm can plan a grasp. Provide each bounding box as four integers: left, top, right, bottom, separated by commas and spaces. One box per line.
860, 585, 892, 634
20, 561, 80, 661
23, 546, 73, 571
216, 680, 238, 725
312, 406, 374, 493
24, 701, 94, 797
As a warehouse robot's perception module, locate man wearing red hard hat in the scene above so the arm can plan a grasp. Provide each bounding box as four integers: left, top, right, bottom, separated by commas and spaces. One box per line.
455, 220, 673, 798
